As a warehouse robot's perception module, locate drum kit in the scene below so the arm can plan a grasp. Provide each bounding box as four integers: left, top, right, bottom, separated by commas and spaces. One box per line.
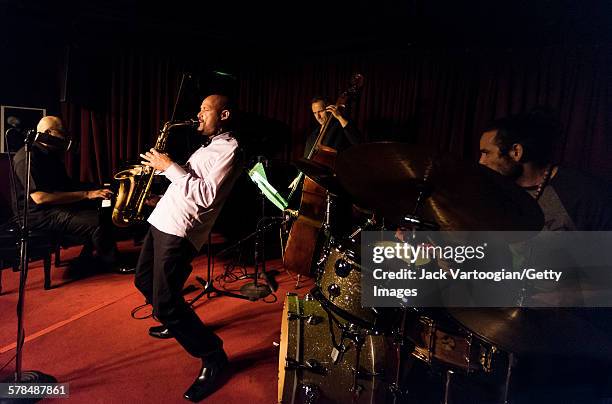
277, 143, 612, 403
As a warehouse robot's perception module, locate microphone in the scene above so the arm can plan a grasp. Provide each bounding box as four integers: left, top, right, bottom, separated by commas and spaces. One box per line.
5, 126, 22, 138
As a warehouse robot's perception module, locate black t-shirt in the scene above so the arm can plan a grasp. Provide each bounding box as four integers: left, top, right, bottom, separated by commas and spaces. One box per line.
12, 143, 74, 220
548, 167, 612, 231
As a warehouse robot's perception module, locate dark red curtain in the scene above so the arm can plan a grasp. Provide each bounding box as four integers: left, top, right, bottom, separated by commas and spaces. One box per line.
239, 46, 612, 178
61, 44, 612, 183
61, 51, 185, 184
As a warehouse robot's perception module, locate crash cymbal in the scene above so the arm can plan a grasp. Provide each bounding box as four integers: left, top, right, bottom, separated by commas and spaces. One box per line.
293, 158, 345, 195
335, 143, 429, 221
335, 142, 543, 233
448, 307, 612, 359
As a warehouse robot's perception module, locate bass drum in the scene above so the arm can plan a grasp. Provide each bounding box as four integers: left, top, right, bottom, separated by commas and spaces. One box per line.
278, 294, 400, 404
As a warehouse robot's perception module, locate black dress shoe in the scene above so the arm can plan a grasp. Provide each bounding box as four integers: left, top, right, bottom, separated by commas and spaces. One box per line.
184, 350, 229, 402
149, 325, 173, 339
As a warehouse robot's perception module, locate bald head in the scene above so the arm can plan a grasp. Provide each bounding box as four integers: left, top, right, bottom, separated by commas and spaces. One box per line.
37, 116, 65, 138
206, 94, 230, 111
196, 94, 234, 137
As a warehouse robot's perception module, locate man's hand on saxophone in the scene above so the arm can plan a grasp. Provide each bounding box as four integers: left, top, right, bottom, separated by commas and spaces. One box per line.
140, 148, 173, 172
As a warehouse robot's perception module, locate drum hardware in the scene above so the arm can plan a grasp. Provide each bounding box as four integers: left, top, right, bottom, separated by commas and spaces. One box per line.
347, 332, 391, 401
317, 289, 380, 375
300, 384, 320, 404
386, 382, 406, 403
312, 286, 389, 334
480, 345, 498, 373
278, 294, 399, 403
438, 352, 516, 404
313, 242, 399, 333
324, 303, 351, 364
326, 283, 341, 301
314, 191, 338, 280
409, 315, 506, 374
402, 214, 439, 231
288, 312, 323, 325
352, 364, 385, 379
350, 335, 364, 396
502, 353, 516, 404
443, 369, 454, 404
330, 345, 347, 364
348, 216, 377, 240
323, 192, 334, 237
285, 358, 327, 375
333, 257, 353, 277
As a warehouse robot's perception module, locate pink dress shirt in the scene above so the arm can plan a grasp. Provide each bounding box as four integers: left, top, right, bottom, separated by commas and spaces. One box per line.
147, 132, 241, 251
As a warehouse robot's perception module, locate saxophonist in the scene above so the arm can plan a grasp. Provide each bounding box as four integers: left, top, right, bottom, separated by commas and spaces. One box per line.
134, 94, 242, 402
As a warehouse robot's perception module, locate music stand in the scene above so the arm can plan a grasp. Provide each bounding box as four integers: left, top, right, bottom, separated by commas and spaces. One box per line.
188, 161, 289, 303
239, 160, 288, 299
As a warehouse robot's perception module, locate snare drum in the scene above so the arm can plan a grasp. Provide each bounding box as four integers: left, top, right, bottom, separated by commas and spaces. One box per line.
408, 314, 507, 375
278, 293, 400, 403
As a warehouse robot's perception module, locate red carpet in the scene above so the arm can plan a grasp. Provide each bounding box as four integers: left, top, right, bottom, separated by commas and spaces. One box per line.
0, 241, 314, 403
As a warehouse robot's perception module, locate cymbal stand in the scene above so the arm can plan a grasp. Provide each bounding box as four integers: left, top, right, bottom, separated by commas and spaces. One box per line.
402, 166, 438, 230
313, 192, 336, 280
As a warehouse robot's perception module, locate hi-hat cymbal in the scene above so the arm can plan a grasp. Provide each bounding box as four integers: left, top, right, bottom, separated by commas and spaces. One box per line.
448, 307, 612, 359
335, 142, 544, 233
293, 158, 345, 195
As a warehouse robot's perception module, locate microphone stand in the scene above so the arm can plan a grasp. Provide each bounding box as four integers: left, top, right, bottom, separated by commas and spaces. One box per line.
189, 231, 253, 304
2, 130, 56, 393
240, 186, 276, 299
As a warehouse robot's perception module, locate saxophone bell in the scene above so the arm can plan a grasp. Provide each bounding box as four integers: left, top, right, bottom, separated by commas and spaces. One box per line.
112, 118, 196, 227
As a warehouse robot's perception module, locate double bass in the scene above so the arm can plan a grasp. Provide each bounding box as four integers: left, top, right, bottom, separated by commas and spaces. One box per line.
284, 74, 364, 277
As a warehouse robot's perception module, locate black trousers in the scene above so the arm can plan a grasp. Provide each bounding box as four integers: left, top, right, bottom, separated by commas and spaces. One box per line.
134, 226, 222, 358
31, 206, 117, 264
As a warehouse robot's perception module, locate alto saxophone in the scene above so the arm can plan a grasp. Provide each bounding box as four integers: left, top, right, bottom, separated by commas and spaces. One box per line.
111, 119, 198, 227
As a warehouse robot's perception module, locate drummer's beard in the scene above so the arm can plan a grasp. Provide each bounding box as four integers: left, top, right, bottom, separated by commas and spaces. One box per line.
497, 156, 523, 180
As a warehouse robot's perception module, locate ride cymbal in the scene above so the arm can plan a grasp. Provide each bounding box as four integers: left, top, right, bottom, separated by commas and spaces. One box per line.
335, 142, 544, 234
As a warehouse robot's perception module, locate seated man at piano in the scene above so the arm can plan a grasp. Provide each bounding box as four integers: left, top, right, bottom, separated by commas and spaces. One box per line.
12, 116, 133, 273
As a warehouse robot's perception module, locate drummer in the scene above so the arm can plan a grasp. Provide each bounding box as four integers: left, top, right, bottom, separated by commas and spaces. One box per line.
479, 109, 612, 302
478, 108, 612, 402
478, 108, 612, 231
